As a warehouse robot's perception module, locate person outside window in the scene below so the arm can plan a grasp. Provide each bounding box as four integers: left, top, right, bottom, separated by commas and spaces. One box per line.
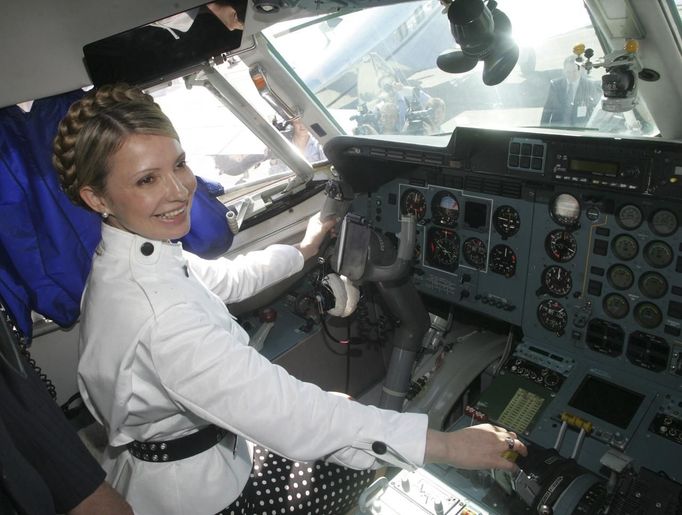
541, 55, 602, 128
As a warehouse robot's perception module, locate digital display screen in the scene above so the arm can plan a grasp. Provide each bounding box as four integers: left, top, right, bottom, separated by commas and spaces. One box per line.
568, 158, 619, 177
464, 201, 487, 230
568, 375, 644, 429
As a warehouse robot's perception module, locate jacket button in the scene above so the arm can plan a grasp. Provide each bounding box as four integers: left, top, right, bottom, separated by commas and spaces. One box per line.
140, 242, 154, 256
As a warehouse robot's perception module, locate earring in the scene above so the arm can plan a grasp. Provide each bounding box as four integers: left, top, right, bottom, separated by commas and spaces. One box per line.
101, 212, 109, 220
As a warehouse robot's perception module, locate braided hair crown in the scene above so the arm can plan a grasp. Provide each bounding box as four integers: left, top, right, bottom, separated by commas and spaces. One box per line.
52, 84, 177, 208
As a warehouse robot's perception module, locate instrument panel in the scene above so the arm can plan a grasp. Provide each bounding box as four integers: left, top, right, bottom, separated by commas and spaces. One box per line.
381, 183, 533, 326
330, 128, 682, 391
326, 127, 682, 513
358, 175, 682, 385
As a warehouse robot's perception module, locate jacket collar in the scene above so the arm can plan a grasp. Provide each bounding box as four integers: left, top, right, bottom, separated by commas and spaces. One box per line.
97, 224, 184, 266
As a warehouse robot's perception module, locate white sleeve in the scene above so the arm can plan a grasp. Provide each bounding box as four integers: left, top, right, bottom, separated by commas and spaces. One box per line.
149, 303, 428, 470
186, 244, 304, 304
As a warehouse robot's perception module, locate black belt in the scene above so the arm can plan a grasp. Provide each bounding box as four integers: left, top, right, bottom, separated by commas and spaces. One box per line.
127, 425, 236, 462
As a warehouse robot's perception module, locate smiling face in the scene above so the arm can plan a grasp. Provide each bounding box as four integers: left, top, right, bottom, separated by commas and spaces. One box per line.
80, 134, 197, 241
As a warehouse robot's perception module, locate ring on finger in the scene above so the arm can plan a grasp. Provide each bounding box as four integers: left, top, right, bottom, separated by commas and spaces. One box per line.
505, 436, 515, 450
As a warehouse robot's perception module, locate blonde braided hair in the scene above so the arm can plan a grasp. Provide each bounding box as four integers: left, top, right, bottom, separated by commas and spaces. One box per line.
52, 83, 179, 209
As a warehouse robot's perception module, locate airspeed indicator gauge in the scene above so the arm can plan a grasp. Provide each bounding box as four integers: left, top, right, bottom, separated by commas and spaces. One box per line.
400, 188, 427, 220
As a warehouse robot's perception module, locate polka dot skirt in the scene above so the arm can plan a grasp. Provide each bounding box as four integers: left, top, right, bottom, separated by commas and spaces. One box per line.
218, 445, 374, 515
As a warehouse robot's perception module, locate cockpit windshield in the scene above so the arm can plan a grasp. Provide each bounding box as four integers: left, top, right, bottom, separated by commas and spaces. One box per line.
264, 0, 658, 138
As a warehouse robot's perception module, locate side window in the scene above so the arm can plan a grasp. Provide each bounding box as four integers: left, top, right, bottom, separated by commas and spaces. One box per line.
150, 57, 325, 205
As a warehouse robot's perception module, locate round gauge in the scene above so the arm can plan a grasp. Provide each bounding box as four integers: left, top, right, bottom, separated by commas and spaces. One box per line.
489, 244, 517, 278
585, 206, 600, 221
603, 293, 629, 319
639, 272, 668, 299
650, 209, 678, 236
493, 205, 521, 238
463, 238, 487, 269
643, 241, 673, 268
431, 191, 459, 227
541, 266, 572, 297
607, 264, 634, 290
425, 227, 459, 272
617, 204, 643, 230
537, 299, 568, 335
634, 302, 663, 329
550, 193, 581, 227
400, 189, 427, 220
611, 234, 639, 261
545, 230, 577, 263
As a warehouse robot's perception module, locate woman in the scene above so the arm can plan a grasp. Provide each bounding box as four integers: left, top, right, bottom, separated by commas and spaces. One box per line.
52, 84, 526, 515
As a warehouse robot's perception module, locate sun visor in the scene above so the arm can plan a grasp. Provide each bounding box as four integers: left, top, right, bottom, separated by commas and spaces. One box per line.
83, 4, 243, 88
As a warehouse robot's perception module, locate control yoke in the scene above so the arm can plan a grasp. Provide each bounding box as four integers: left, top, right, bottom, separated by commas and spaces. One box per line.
329, 206, 429, 411
333, 213, 417, 283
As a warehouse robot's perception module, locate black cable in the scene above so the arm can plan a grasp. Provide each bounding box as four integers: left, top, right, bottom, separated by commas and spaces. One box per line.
314, 278, 355, 394
0, 303, 57, 400
344, 317, 352, 394
319, 315, 348, 356
18, 344, 57, 401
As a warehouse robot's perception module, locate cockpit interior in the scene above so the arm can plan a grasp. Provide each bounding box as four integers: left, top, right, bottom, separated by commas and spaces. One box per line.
1, 0, 681, 513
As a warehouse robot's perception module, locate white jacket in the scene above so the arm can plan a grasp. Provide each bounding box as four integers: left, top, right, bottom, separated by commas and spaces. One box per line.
78, 224, 428, 515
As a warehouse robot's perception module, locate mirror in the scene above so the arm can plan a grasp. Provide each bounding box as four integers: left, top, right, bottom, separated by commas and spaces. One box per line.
83, 2, 245, 88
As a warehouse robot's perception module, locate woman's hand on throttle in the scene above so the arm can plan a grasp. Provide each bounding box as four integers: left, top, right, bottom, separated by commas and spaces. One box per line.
424, 424, 527, 472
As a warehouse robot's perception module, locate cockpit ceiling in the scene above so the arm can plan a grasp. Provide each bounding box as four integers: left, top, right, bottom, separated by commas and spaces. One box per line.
0, 0, 196, 107
0, 0, 416, 108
